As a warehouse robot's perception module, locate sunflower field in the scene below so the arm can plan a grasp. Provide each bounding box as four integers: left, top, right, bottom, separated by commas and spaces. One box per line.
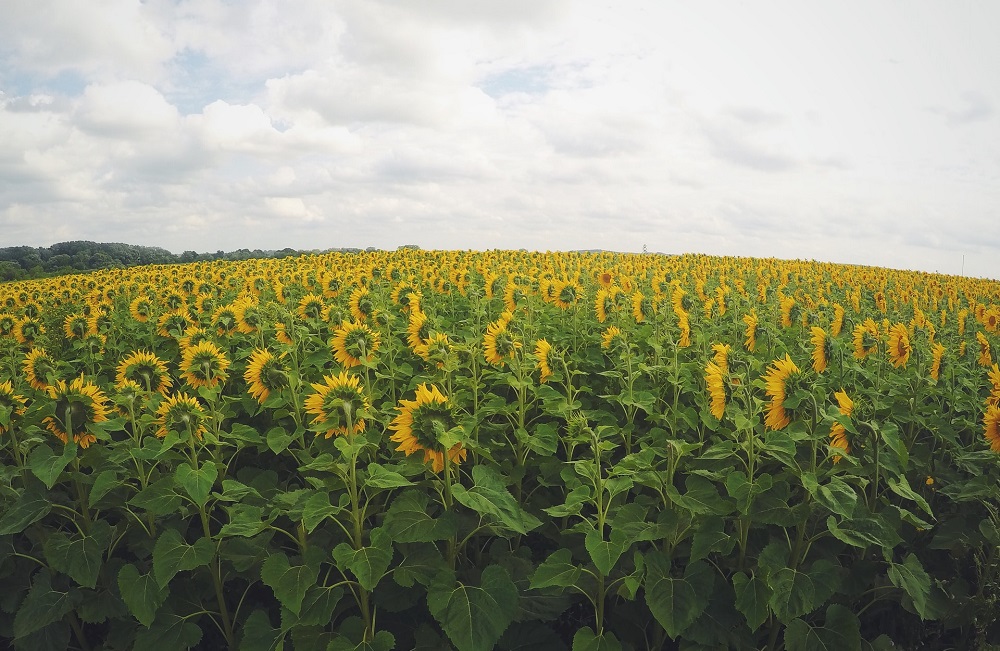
2, 250, 1000, 651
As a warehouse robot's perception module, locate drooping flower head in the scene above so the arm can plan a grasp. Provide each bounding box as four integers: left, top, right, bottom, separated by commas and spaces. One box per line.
483, 313, 520, 366
304, 371, 370, 437
233, 297, 262, 334
632, 291, 655, 323
43, 376, 110, 449
0, 380, 27, 434
780, 296, 797, 328
678, 312, 691, 348
407, 309, 430, 352
743, 311, 759, 353
244, 348, 288, 404
178, 325, 211, 352
116, 350, 173, 394
157, 310, 195, 339
297, 293, 326, 322
349, 286, 374, 323
601, 325, 627, 354
212, 304, 240, 336
831, 303, 845, 338
13, 316, 43, 346
129, 296, 153, 323
853, 318, 879, 360
331, 321, 380, 369
705, 362, 727, 421
810, 326, 831, 373
763, 355, 802, 431
534, 338, 554, 383
984, 403, 1000, 452
711, 342, 732, 375
23, 348, 57, 391
887, 323, 911, 368
978, 332, 992, 367
930, 343, 946, 382
63, 313, 90, 340
155, 393, 208, 440
180, 340, 230, 389
554, 281, 582, 310
415, 332, 453, 369
829, 389, 854, 462
389, 383, 466, 472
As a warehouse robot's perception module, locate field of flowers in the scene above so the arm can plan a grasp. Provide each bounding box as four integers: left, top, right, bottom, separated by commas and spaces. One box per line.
2, 249, 1000, 650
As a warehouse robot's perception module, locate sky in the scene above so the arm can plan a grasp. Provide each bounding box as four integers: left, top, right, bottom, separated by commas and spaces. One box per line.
1, 1, 999, 279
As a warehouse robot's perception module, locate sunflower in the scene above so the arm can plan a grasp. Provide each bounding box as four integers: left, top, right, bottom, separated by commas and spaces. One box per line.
534, 339, 554, 383
212, 305, 240, 336
0, 312, 17, 337
297, 293, 326, 322
743, 311, 759, 352
503, 282, 529, 314
600, 325, 627, 354
274, 321, 296, 347
233, 297, 262, 334
763, 354, 801, 431
349, 287, 374, 322
43, 376, 110, 448
597, 270, 614, 289
114, 379, 144, 417
887, 323, 911, 368
829, 389, 854, 462
178, 326, 211, 351
116, 350, 173, 394
389, 384, 466, 473
704, 362, 727, 420
0, 380, 27, 434
984, 403, 1000, 452
678, 312, 691, 348
415, 332, 453, 369
987, 364, 1000, 408
180, 340, 230, 389
853, 318, 879, 360
407, 309, 430, 352
13, 316, 44, 346
985, 307, 1000, 333
711, 342, 731, 374
554, 281, 582, 310
244, 349, 288, 404
23, 348, 57, 391
831, 304, 845, 338
930, 343, 945, 382
155, 393, 208, 440
304, 371, 370, 437
157, 310, 194, 339
129, 296, 153, 323
780, 296, 797, 328
810, 326, 831, 373
331, 321, 380, 368
631, 291, 654, 323
392, 281, 421, 311
978, 332, 992, 367
672, 285, 692, 317
594, 289, 614, 323
63, 313, 90, 340
483, 314, 520, 366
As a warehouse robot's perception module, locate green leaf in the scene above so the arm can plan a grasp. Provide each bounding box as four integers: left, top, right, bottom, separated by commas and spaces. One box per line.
452, 466, 542, 535
584, 526, 630, 575
877, 421, 908, 468
266, 426, 295, 454
28, 443, 76, 489
886, 476, 934, 518
428, 565, 519, 651
219, 504, 272, 538
689, 516, 733, 562
784, 604, 861, 651
383, 490, 457, 542
134, 611, 203, 651
89, 469, 121, 506
527, 422, 559, 456
733, 571, 771, 632
826, 515, 902, 551
281, 584, 344, 628
0, 481, 52, 534
175, 461, 218, 507
767, 560, 839, 624
674, 475, 731, 516
228, 422, 264, 444
300, 491, 340, 533
260, 551, 319, 615
118, 563, 167, 627
644, 552, 713, 639
571, 626, 622, 651
888, 553, 931, 620
152, 528, 215, 588
328, 630, 396, 651
364, 463, 414, 489
529, 549, 582, 590
332, 527, 392, 592
239, 609, 283, 651
130, 476, 183, 516
13, 570, 73, 639
42, 519, 111, 589
802, 474, 857, 519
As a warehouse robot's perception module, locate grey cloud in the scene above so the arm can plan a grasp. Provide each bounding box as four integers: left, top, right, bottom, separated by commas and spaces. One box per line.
702, 125, 798, 172
930, 91, 994, 126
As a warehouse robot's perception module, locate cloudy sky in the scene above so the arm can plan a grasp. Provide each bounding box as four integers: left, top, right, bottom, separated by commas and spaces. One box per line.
1, 1, 998, 278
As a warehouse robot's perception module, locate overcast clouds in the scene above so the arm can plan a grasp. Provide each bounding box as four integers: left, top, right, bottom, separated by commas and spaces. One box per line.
1, 1, 998, 278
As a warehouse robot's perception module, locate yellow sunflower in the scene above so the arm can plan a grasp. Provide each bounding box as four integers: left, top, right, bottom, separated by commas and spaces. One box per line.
0, 380, 27, 434
244, 348, 288, 404
678, 312, 691, 348
930, 342, 945, 382
23, 348, 57, 391
349, 286, 374, 322
407, 309, 430, 352
0, 312, 17, 337
63, 313, 90, 340
594, 289, 614, 323
180, 340, 230, 389
212, 304, 240, 336
13, 316, 44, 346
704, 361, 726, 420
304, 371, 370, 437
178, 326, 211, 352
233, 297, 262, 334
601, 325, 626, 352
534, 338, 554, 383
43, 376, 110, 449
711, 342, 731, 374
297, 293, 326, 322
631, 291, 654, 323
984, 403, 1000, 453
414, 332, 453, 369
743, 311, 759, 352
763, 354, 801, 431
829, 389, 853, 462
129, 296, 153, 323
672, 285, 691, 317
116, 350, 173, 394
331, 321, 380, 368
977, 332, 992, 367
887, 323, 911, 368
853, 318, 879, 360
810, 326, 831, 373
831, 303, 845, 337
483, 314, 520, 366
554, 281, 582, 310
389, 384, 466, 473
155, 393, 208, 440
780, 296, 797, 328
157, 310, 195, 339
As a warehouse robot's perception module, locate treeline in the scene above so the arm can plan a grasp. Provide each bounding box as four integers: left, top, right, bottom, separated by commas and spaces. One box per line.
0, 241, 358, 281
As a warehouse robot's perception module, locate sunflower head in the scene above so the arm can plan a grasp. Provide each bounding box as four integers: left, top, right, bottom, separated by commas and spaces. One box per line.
23, 348, 57, 391
829, 389, 854, 462
349, 287, 374, 322
483, 315, 521, 366
244, 348, 288, 404
63, 313, 90, 340
14, 317, 44, 345
810, 326, 831, 373
43, 376, 109, 448
601, 325, 627, 354
0, 380, 27, 434
978, 332, 992, 367
887, 323, 911, 369
415, 332, 454, 370
632, 291, 654, 323
930, 342, 946, 382
304, 371, 370, 437
985, 403, 1000, 453
297, 293, 326, 322
114, 379, 145, 416
180, 340, 230, 389
331, 321, 380, 369
157, 310, 194, 339
534, 338, 554, 383
155, 393, 208, 440
763, 355, 804, 431
704, 361, 728, 421
853, 318, 880, 360
743, 311, 759, 352
389, 384, 466, 473
117, 350, 173, 394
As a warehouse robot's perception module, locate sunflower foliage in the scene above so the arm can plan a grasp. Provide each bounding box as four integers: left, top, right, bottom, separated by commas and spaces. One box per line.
0, 250, 1000, 650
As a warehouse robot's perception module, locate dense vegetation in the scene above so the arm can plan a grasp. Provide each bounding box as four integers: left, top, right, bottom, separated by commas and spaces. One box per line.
1, 250, 1000, 650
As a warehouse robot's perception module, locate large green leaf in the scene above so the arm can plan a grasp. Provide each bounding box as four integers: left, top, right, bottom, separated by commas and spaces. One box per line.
328, 630, 396, 651
584, 526, 630, 575
219, 504, 272, 538
134, 611, 203, 651
529, 548, 582, 590
260, 551, 319, 615
802, 473, 857, 519
886, 476, 933, 518
130, 476, 183, 516
175, 461, 218, 507
689, 515, 733, 562
89, 469, 122, 506
0, 480, 52, 534
364, 463, 414, 489
452, 465, 542, 535
767, 559, 839, 623
13, 570, 73, 639
42, 519, 111, 588
239, 609, 284, 651
28, 443, 76, 489
571, 626, 622, 651
643, 552, 713, 639
826, 515, 902, 551
670, 475, 731, 516
784, 604, 862, 651
732, 571, 771, 632
382, 490, 457, 542
888, 553, 931, 620
152, 528, 215, 588
332, 527, 392, 592
427, 565, 519, 651
118, 563, 167, 627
